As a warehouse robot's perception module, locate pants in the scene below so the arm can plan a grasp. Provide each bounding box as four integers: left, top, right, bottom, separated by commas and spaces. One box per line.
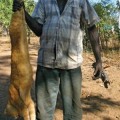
35, 66, 82, 120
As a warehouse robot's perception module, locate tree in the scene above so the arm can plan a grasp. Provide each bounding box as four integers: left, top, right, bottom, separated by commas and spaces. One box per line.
116, 0, 120, 50
93, 1, 118, 52
84, 0, 119, 53
117, 0, 120, 29
0, 0, 35, 37
0, 0, 13, 35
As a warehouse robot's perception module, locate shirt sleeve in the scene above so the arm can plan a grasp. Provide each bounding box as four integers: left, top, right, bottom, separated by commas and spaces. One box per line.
32, 0, 45, 24
81, 0, 100, 27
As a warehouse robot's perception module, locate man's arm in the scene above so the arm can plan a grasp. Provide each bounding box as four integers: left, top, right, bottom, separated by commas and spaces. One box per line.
25, 10, 43, 37
87, 25, 103, 78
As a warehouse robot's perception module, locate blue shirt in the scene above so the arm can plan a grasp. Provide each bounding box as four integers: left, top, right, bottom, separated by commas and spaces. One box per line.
32, 0, 100, 69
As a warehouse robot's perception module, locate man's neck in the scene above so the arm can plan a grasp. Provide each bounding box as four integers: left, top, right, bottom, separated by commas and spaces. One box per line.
57, 0, 68, 14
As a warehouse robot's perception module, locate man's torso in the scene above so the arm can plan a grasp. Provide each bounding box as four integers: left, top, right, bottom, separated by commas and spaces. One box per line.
36, 0, 83, 69
32, 0, 99, 69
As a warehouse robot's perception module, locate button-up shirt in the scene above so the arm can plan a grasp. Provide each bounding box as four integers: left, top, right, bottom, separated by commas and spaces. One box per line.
32, 0, 100, 69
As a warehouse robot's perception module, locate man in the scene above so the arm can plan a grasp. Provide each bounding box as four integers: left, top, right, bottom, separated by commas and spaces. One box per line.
13, 0, 103, 120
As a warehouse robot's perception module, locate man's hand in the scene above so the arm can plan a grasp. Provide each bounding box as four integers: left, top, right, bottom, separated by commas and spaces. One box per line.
92, 62, 103, 80
92, 62, 110, 88
12, 0, 24, 12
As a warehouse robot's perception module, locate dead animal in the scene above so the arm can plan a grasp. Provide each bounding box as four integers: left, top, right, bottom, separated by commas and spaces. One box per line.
5, 2, 36, 120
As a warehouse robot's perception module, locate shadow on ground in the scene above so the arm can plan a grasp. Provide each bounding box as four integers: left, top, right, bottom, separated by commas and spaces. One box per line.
81, 95, 120, 113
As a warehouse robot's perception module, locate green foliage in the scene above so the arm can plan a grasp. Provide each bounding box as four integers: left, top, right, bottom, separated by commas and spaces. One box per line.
0, 0, 35, 34
84, 0, 119, 52
0, 0, 13, 28
25, 0, 35, 14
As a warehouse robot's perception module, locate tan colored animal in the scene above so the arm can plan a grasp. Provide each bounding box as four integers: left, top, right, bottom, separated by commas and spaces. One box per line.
5, 2, 36, 120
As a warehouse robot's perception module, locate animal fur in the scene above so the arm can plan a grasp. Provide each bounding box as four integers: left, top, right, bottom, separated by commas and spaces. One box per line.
5, 5, 36, 120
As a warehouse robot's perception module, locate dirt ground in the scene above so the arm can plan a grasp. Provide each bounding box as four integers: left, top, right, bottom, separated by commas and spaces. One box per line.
0, 36, 120, 120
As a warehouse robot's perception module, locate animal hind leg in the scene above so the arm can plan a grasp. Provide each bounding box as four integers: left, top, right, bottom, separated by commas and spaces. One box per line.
28, 99, 36, 120
5, 85, 19, 119
21, 100, 36, 120
19, 87, 35, 120
5, 101, 19, 119
22, 105, 30, 120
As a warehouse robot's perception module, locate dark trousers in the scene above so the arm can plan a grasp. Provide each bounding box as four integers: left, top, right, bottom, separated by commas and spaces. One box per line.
35, 66, 82, 120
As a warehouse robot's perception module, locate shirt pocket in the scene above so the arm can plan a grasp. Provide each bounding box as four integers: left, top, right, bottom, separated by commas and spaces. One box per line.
71, 3, 81, 20
70, 4, 81, 28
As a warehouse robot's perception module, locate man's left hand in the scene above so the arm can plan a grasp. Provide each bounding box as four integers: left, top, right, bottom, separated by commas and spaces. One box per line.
92, 61, 103, 80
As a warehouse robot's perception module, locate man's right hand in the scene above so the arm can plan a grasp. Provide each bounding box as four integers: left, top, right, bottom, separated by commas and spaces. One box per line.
12, 0, 24, 12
